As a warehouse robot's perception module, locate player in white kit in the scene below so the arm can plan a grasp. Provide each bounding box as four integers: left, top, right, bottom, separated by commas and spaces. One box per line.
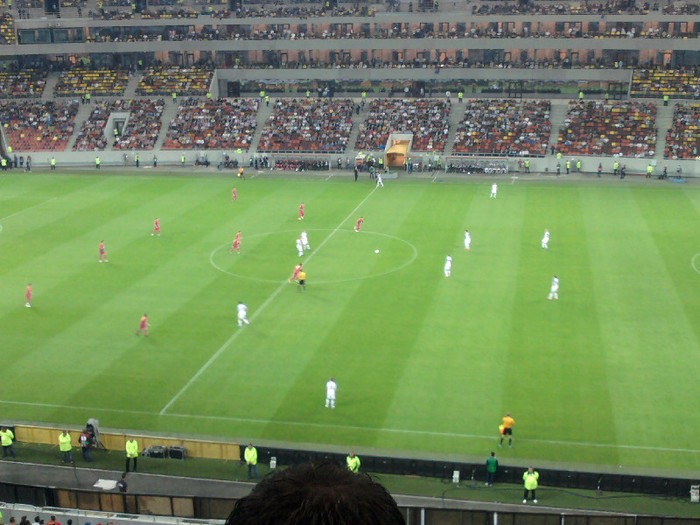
296, 238, 304, 257
325, 377, 337, 408
464, 230, 471, 250
541, 229, 550, 249
490, 183, 498, 198
300, 230, 310, 251
547, 275, 559, 300
444, 255, 452, 277
237, 302, 250, 326
376, 172, 384, 187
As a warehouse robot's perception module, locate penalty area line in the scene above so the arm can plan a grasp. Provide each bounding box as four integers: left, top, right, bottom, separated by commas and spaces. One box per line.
0, 399, 695, 455
158, 185, 379, 415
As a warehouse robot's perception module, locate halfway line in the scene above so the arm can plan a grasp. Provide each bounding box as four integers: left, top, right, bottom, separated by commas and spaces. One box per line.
159, 186, 378, 415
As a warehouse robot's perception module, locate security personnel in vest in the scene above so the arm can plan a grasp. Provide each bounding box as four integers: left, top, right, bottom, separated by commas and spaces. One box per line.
524, 159, 530, 173
95, 156, 101, 169
663, 94, 669, 106
556, 151, 562, 160
346, 452, 361, 473
458, 91, 463, 103
613, 161, 619, 176
646, 164, 653, 178
181, 154, 186, 166
135, 153, 140, 168
1, 157, 6, 171
306, 90, 311, 98
114, 127, 119, 138
59, 430, 74, 464
576, 159, 581, 172
565, 160, 570, 174
523, 467, 539, 503
0, 426, 15, 458
259, 89, 265, 100
265, 95, 270, 107
85, 92, 91, 104
172, 92, 177, 103
50, 157, 56, 170
244, 443, 258, 479
125, 437, 139, 472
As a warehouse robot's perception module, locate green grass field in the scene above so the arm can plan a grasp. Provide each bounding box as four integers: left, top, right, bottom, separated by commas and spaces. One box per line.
1, 171, 699, 475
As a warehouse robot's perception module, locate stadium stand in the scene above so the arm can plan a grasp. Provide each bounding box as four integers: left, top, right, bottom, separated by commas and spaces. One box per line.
0, 12, 15, 44
664, 104, 700, 159
112, 99, 165, 150
257, 98, 355, 153
355, 99, 450, 152
631, 69, 700, 99
73, 99, 132, 151
0, 100, 79, 151
136, 67, 213, 96
0, 69, 46, 98
453, 99, 551, 156
556, 101, 657, 158
54, 68, 130, 97
162, 97, 259, 150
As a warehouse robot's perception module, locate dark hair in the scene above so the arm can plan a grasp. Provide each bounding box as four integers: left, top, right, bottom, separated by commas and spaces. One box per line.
226, 461, 405, 525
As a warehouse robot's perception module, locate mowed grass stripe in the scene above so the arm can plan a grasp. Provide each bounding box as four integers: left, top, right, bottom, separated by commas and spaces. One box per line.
581, 187, 699, 464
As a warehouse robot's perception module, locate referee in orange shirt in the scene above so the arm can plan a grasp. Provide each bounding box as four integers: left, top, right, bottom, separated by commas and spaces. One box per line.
499, 413, 515, 448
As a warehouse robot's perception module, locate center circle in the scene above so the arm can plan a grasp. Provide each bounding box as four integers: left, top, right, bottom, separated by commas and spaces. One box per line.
210, 229, 418, 284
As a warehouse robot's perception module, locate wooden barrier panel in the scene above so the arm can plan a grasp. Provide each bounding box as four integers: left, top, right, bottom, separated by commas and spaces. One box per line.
101, 433, 126, 451
138, 495, 173, 517
15, 426, 60, 445
100, 492, 126, 513
172, 497, 195, 518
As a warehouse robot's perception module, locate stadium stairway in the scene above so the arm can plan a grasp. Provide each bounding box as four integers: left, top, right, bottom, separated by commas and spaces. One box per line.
546, 99, 571, 152
41, 73, 60, 101
248, 97, 276, 152
153, 100, 180, 149
66, 103, 97, 151
344, 97, 369, 152
123, 73, 141, 99
444, 100, 466, 155
652, 100, 675, 159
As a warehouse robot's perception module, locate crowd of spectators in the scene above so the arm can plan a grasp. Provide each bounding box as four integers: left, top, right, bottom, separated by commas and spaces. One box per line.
136, 66, 213, 96
258, 98, 355, 153
73, 99, 128, 150
112, 99, 165, 150
453, 99, 551, 156
664, 104, 700, 159
355, 99, 450, 152
162, 97, 259, 150
273, 158, 330, 171
0, 70, 46, 98
0, 100, 79, 151
0, 12, 15, 44
556, 100, 657, 157
631, 69, 700, 99
54, 68, 129, 97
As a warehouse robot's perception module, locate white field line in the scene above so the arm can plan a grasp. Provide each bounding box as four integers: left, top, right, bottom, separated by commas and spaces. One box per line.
0, 398, 696, 455
158, 185, 379, 415
0, 197, 58, 222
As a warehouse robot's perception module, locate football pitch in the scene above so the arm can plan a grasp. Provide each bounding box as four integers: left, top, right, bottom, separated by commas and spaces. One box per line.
1, 171, 699, 475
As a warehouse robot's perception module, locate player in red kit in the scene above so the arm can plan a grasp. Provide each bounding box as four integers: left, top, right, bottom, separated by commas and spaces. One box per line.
232, 187, 237, 201
230, 231, 242, 254
289, 263, 302, 282
152, 218, 161, 236
136, 314, 149, 336
25, 283, 32, 307
298, 203, 305, 221
354, 216, 364, 232
99, 240, 108, 262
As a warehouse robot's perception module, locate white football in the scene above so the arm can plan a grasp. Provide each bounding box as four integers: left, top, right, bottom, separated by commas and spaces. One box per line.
374, 249, 380, 253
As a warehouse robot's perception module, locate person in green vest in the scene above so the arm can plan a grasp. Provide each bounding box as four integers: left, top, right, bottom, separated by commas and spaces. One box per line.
244, 443, 258, 479
565, 160, 570, 174
613, 161, 619, 176
181, 154, 186, 166
576, 159, 581, 172
646, 163, 653, 178
95, 156, 101, 169
361, 91, 367, 104
51, 157, 56, 170
259, 89, 265, 100
556, 151, 562, 160
485, 452, 498, 486
7, 145, 12, 154
172, 92, 177, 103
265, 95, 270, 107
523, 467, 539, 503
306, 90, 311, 98
1, 157, 6, 171
458, 91, 463, 103
0, 426, 15, 458
135, 153, 140, 168
663, 94, 669, 106
85, 92, 91, 104
125, 437, 139, 472
346, 452, 360, 473
206, 92, 212, 100
114, 127, 119, 138
578, 90, 584, 101
59, 430, 74, 464
524, 159, 530, 173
